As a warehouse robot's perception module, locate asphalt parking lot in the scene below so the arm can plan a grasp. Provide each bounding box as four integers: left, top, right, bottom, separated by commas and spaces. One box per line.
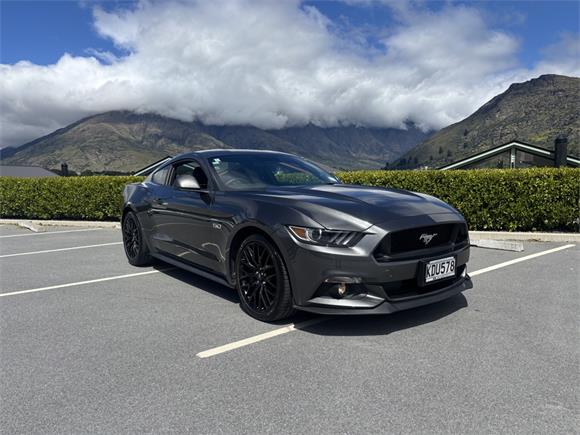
0, 224, 578, 434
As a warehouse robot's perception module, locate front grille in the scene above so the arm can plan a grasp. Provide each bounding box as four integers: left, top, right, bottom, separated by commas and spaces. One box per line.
381, 265, 466, 300
374, 223, 468, 260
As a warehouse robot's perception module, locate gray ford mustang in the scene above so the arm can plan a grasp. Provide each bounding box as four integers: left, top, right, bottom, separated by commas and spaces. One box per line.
122, 150, 472, 321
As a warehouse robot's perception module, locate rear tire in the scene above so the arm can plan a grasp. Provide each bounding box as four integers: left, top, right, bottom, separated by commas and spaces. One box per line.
122, 211, 152, 266
235, 234, 295, 322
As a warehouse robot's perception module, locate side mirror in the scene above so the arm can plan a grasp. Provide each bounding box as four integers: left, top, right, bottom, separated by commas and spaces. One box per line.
175, 174, 200, 190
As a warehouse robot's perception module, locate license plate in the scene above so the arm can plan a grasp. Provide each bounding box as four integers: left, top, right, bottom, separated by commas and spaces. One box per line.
424, 256, 456, 283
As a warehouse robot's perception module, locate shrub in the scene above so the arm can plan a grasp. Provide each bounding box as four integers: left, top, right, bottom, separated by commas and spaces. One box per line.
0, 176, 143, 221
336, 168, 580, 231
0, 168, 578, 231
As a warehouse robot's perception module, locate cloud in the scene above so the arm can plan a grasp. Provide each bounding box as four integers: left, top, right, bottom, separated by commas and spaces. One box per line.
0, 0, 578, 147
539, 32, 580, 71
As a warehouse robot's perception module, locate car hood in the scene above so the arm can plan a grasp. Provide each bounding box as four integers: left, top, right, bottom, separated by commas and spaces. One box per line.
247, 184, 462, 231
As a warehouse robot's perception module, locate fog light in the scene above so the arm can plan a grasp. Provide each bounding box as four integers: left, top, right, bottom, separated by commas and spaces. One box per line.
337, 282, 347, 297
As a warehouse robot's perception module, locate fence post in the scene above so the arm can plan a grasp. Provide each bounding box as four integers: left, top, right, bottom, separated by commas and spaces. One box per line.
510, 147, 516, 168
554, 135, 568, 167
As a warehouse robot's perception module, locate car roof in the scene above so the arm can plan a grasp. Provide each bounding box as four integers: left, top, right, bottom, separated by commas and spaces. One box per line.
173, 149, 295, 160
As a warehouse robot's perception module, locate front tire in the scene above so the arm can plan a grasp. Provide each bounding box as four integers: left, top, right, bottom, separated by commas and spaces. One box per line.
235, 234, 295, 321
122, 211, 152, 266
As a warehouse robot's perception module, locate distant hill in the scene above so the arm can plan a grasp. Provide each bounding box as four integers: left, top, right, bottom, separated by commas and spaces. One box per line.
396, 74, 580, 169
0, 111, 429, 173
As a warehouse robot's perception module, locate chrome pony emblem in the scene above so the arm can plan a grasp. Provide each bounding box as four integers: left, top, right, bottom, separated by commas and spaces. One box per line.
419, 233, 438, 246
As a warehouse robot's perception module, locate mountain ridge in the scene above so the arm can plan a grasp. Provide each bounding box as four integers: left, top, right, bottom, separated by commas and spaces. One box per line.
396, 74, 580, 168
0, 111, 429, 173
2, 74, 577, 173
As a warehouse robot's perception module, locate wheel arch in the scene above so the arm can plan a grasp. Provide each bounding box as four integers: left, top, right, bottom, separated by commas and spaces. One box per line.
121, 205, 133, 222
122, 199, 141, 219
227, 224, 289, 287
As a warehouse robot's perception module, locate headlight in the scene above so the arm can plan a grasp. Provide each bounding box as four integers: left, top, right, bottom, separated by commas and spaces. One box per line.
287, 226, 363, 247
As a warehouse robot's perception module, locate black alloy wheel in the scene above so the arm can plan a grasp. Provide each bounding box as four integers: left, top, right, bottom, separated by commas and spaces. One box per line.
239, 241, 277, 311
122, 211, 152, 266
235, 234, 294, 321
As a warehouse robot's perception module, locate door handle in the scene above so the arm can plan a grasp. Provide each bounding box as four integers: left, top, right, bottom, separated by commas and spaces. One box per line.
153, 198, 168, 206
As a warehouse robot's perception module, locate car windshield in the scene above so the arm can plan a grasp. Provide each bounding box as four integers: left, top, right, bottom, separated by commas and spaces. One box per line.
208, 154, 339, 191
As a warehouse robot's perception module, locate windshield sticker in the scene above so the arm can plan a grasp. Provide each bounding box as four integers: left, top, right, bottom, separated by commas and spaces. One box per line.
212, 158, 221, 166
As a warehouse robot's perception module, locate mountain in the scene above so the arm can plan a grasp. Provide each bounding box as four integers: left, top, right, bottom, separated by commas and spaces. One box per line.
396, 74, 580, 169
0, 111, 429, 173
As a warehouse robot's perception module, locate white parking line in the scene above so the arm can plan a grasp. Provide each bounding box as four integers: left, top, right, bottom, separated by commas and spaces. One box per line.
196, 318, 328, 358
469, 244, 575, 276
0, 270, 163, 298
0, 243, 575, 355
196, 243, 576, 358
0, 228, 102, 239
0, 242, 122, 258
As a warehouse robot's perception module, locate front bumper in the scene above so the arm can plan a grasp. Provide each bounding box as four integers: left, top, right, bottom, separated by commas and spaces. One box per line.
296, 274, 472, 315
274, 214, 471, 315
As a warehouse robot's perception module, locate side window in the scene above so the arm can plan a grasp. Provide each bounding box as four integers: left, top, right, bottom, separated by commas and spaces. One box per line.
151, 165, 170, 185
171, 160, 209, 189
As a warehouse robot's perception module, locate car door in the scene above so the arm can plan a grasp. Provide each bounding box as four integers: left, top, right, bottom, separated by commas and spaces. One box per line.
142, 164, 174, 253
152, 159, 220, 271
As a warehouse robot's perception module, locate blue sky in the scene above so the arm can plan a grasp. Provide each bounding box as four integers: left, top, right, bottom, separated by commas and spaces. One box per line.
2, 0, 578, 67
309, 0, 579, 68
1, 0, 129, 65
0, 0, 578, 147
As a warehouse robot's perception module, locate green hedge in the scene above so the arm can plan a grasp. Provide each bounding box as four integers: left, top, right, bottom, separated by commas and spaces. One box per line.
0, 176, 143, 221
0, 168, 578, 230
337, 168, 580, 231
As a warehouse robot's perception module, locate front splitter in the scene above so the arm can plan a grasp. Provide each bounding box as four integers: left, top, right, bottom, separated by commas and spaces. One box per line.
295, 276, 473, 315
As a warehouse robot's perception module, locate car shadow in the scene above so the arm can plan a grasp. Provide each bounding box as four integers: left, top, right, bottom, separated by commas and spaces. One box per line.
153, 265, 239, 304
297, 293, 468, 337
153, 263, 468, 336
